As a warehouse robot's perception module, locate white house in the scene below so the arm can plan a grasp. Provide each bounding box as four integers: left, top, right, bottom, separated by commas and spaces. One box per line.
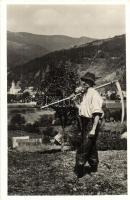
9, 81, 21, 95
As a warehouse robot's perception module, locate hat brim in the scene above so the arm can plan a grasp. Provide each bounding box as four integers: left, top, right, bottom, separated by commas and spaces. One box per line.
80, 77, 95, 85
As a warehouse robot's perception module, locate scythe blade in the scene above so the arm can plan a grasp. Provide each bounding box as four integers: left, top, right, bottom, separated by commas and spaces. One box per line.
115, 81, 125, 123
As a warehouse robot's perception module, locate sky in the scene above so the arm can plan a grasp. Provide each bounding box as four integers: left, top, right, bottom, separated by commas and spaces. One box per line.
7, 5, 125, 39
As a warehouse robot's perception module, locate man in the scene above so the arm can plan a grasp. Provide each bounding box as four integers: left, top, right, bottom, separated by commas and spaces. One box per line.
73, 72, 104, 178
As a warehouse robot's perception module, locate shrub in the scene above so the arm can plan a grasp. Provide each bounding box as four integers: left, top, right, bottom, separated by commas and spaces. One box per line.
10, 114, 26, 129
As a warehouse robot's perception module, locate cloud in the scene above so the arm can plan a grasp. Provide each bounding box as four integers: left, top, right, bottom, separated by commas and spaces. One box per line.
7, 5, 125, 38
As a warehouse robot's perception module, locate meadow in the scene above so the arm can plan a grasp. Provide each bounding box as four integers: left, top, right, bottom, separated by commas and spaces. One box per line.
8, 150, 127, 195
8, 103, 127, 195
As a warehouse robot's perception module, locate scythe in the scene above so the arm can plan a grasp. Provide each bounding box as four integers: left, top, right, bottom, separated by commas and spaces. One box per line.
41, 80, 125, 123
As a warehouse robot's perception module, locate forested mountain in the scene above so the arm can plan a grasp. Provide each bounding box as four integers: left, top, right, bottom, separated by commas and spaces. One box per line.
8, 31, 95, 69
8, 40, 49, 69
8, 34, 126, 95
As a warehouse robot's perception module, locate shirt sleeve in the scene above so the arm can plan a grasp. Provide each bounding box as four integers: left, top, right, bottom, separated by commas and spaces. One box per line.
91, 90, 104, 117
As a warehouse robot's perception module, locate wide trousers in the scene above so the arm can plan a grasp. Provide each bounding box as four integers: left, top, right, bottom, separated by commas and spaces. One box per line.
76, 116, 100, 168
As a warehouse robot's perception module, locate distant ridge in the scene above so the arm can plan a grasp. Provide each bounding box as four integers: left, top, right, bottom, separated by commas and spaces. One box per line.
8, 31, 96, 69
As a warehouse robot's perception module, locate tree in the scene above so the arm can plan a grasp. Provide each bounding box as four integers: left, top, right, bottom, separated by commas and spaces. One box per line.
44, 60, 79, 97
22, 91, 30, 102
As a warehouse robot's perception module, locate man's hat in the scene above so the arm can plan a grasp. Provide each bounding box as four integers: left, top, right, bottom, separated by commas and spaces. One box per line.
80, 72, 97, 85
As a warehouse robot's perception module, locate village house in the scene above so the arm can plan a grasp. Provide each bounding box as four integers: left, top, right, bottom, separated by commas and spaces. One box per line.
9, 81, 21, 95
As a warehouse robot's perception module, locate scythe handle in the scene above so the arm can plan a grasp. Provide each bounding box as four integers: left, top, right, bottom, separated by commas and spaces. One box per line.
41, 80, 122, 110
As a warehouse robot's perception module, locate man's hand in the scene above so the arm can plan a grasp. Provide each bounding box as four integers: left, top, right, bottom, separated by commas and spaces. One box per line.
88, 114, 100, 138
69, 93, 75, 99
88, 129, 96, 138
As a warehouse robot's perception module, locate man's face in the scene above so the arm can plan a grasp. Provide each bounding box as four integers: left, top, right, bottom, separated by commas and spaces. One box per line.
81, 80, 90, 88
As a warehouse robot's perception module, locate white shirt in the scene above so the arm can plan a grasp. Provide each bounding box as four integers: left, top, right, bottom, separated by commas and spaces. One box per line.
79, 87, 104, 118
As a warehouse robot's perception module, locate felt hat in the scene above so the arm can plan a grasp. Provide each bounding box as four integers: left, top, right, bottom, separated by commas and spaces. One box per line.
80, 72, 96, 85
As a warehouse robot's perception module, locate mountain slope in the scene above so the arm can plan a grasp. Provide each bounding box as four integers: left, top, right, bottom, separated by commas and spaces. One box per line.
8, 31, 96, 69
8, 40, 48, 68
8, 34, 126, 93
8, 31, 96, 51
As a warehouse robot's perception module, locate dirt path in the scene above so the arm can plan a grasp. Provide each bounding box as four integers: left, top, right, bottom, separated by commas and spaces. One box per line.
8, 150, 127, 195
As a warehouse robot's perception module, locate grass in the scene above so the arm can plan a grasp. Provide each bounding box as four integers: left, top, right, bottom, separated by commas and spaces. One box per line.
8, 150, 127, 195
8, 106, 127, 195
8, 107, 55, 125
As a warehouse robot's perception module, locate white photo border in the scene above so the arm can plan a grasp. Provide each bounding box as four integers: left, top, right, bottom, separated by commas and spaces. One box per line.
0, 0, 129, 199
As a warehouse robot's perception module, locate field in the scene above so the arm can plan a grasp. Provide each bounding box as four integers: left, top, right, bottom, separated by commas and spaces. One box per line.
8, 105, 55, 125
8, 150, 127, 195
8, 103, 127, 195
105, 100, 126, 109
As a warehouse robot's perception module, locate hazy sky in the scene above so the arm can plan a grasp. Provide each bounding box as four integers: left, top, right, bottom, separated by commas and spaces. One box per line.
7, 5, 125, 39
